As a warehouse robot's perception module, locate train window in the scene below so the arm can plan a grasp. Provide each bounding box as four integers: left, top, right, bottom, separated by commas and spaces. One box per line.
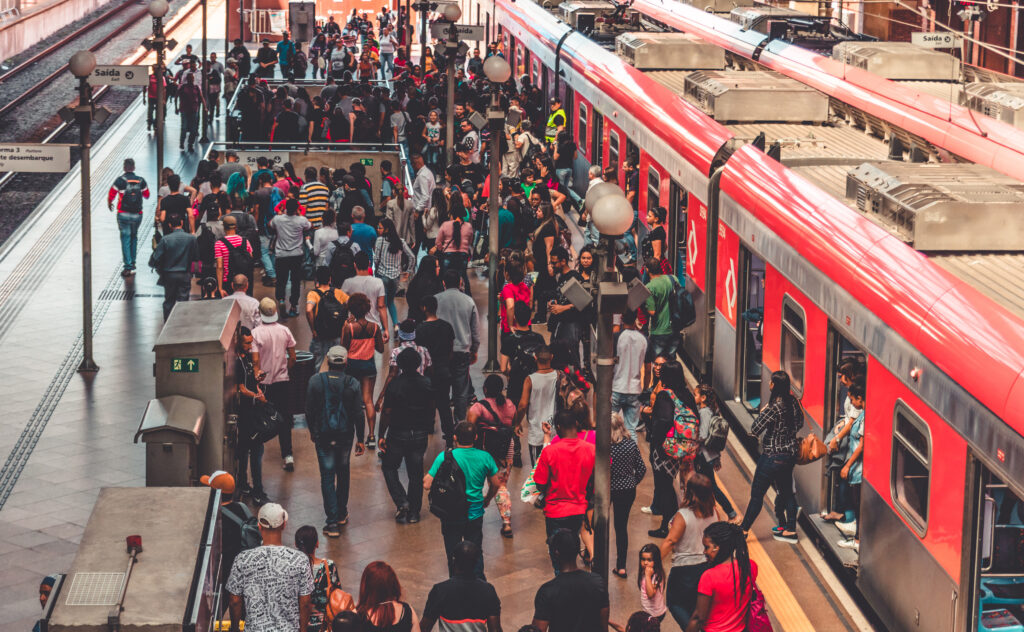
609, 131, 620, 179
892, 405, 931, 533
647, 166, 661, 215
780, 297, 806, 395
578, 104, 588, 155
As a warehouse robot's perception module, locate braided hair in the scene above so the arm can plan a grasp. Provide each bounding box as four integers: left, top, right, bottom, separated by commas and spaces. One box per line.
703, 521, 752, 606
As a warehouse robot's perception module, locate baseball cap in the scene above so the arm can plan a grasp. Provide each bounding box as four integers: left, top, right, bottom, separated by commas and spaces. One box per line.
200, 470, 236, 495
222, 215, 237, 228
259, 297, 279, 323
258, 503, 288, 529
326, 345, 348, 365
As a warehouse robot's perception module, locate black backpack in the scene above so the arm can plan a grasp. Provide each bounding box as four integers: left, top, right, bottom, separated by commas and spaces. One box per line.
315, 372, 355, 445
329, 239, 356, 286
121, 177, 145, 212
428, 450, 468, 522
475, 400, 514, 463
668, 276, 696, 331
220, 237, 254, 278
196, 225, 218, 274
509, 331, 543, 378
221, 503, 262, 550
313, 289, 348, 339
703, 412, 730, 453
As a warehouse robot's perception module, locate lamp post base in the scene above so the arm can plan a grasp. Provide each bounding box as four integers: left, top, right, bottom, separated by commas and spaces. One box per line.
482, 358, 502, 374
77, 358, 100, 373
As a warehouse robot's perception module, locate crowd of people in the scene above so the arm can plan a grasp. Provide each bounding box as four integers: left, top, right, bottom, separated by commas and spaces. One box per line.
95, 10, 853, 632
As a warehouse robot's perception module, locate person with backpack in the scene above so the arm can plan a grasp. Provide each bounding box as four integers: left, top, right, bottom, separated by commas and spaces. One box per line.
291, 42, 309, 78
467, 375, 517, 539
547, 246, 586, 370
327, 222, 360, 287
644, 256, 681, 367
648, 361, 696, 538
305, 346, 366, 537
252, 298, 299, 473
378, 347, 435, 525
107, 158, 150, 277
148, 212, 198, 320
693, 384, 740, 524
305, 267, 350, 371
423, 421, 500, 580
200, 470, 262, 604
215, 215, 254, 298
416, 295, 456, 444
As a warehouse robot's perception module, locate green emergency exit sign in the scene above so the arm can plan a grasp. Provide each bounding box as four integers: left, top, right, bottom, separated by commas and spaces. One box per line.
171, 358, 199, 373
360, 158, 373, 166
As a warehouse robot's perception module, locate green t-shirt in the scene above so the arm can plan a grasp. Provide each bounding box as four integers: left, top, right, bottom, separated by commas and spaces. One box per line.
645, 274, 676, 336
498, 208, 516, 249
428, 447, 499, 520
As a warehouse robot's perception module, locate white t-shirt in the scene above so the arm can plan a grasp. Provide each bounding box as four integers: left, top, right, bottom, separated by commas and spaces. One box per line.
226, 545, 313, 632
612, 328, 647, 394
342, 275, 386, 326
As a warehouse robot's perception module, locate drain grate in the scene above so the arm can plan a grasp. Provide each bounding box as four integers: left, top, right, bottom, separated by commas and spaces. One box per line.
65, 572, 125, 606
98, 289, 134, 301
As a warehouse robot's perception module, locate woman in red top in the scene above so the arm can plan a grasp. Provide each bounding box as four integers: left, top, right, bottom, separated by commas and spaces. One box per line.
341, 293, 385, 447
498, 253, 532, 370
686, 522, 759, 632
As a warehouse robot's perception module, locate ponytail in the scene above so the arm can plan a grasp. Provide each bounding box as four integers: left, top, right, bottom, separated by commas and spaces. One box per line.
703, 521, 752, 606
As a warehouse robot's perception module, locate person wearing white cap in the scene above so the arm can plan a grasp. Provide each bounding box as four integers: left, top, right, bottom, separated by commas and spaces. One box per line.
251, 297, 299, 472
305, 346, 365, 537
227, 503, 314, 632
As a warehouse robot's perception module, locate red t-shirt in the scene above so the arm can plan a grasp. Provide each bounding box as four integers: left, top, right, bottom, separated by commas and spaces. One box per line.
499, 281, 531, 332
532, 437, 595, 519
697, 559, 759, 632
214, 234, 253, 282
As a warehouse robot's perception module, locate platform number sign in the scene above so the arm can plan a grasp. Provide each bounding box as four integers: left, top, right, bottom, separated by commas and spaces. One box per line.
171, 358, 199, 373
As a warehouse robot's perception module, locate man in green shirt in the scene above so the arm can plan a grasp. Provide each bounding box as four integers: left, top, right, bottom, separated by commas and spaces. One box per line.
424, 421, 500, 580
644, 256, 680, 362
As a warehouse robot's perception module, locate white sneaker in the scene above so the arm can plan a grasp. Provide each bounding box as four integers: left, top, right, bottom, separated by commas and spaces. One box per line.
836, 520, 857, 537
837, 539, 859, 551
640, 506, 653, 515
283, 455, 295, 472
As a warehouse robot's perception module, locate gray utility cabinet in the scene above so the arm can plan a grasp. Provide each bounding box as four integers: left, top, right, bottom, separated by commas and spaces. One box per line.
289, 1, 316, 43
153, 299, 240, 478
135, 395, 207, 486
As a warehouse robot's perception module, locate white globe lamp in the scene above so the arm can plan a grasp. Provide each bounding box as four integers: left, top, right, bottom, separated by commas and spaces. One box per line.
148, 0, 169, 17
591, 193, 634, 236
441, 3, 462, 21
584, 181, 622, 213
483, 55, 511, 84
69, 50, 97, 78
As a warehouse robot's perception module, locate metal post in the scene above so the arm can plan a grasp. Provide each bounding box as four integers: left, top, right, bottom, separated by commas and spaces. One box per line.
77, 77, 99, 373
154, 16, 166, 195
483, 91, 503, 373
200, 0, 210, 143
591, 234, 616, 583
445, 24, 457, 167
419, 5, 429, 79
239, 0, 246, 45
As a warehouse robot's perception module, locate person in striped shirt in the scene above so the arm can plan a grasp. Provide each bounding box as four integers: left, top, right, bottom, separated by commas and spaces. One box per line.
299, 166, 330, 229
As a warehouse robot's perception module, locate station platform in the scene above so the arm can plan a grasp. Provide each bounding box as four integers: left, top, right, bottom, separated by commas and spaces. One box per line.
0, 54, 869, 632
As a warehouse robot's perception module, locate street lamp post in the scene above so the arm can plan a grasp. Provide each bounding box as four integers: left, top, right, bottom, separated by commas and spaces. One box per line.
441, 2, 461, 167
585, 185, 634, 583
148, 0, 170, 191
482, 54, 511, 374
70, 51, 100, 373
200, 0, 210, 143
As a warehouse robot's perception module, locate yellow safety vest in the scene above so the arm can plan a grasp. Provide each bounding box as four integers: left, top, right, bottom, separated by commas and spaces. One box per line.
546, 108, 566, 143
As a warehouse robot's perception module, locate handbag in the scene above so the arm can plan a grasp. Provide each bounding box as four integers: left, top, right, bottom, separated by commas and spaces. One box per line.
797, 433, 828, 465
746, 584, 774, 632
250, 400, 283, 444
476, 400, 513, 462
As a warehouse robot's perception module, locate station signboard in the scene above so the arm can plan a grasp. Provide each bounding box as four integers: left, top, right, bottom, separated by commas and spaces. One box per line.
0, 144, 72, 172
90, 65, 149, 86
430, 22, 485, 41
911, 31, 961, 49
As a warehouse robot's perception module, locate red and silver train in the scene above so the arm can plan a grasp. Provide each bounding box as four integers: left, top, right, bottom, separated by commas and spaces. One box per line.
479, 0, 1024, 630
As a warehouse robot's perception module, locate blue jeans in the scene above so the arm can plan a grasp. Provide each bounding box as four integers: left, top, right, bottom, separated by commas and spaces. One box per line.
378, 274, 399, 332
117, 213, 142, 269
648, 333, 679, 363
450, 351, 473, 422
555, 167, 583, 207
315, 433, 355, 524
180, 109, 200, 147
611, 392, 642, 440
667, 563, 708, 628
260, 235, 276, 278
380, 52, 394, 77
309, 337, 340, 373
741, 452, 798, 532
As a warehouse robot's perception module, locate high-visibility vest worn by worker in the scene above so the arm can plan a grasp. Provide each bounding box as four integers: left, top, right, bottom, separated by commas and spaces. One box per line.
545, 108, 566, 144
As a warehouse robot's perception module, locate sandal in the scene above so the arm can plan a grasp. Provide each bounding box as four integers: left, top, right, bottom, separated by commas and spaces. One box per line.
613, 568, 628, 579
500, 524, 513, 539
366, 435, 376, 449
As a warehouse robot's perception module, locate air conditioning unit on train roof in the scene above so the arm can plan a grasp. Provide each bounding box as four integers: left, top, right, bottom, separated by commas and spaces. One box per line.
683, 70, 829, 122
832, 42, 959, 81
845, 162, 1024, 251
616, 32, 727, 70
559, 0, 615, 29
676, 0, 757, 14
960, 82, 1024, 130
730, 5, 809, 32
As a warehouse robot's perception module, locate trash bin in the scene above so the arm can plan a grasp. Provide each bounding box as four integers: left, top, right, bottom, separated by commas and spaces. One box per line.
134, 395, 207, 486
289, 351, 316, 416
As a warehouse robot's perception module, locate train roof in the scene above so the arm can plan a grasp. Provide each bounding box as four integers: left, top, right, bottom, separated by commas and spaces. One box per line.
632, 0, 1024, 182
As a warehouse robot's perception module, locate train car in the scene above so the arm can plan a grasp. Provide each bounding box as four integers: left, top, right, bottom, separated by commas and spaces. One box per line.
490, 0, 1024, 630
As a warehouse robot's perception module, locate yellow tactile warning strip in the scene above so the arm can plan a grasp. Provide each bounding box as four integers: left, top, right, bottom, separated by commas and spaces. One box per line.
717, 485, 817, 632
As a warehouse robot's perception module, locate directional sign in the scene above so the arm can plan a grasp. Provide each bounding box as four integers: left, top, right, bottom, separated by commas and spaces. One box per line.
360, 158, 374, 166
0, 144, 71, 172
91, 65, 149, 86
235, 151, 289, 168
430, 22, 486, 41
911, 31, 961, 49
171, 358, 199, 373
